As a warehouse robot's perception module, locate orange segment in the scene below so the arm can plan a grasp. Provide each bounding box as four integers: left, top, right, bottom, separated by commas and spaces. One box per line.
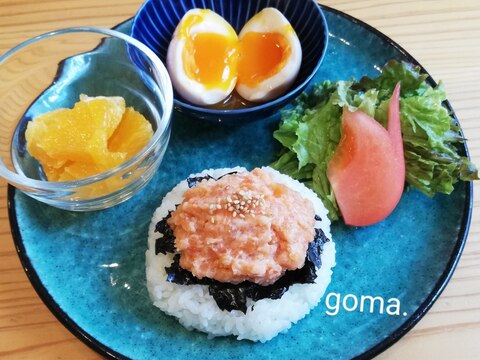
42, 162, 71, 182
25, 95, 153, 182
108, 107, 154, 157
25, 109, 69, 170
59, 162, 103, 181
68, 95, 126, 165
26, 95, 125, 164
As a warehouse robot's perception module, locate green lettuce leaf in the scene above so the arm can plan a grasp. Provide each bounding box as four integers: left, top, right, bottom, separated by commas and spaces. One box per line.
271, 60, 478, 221
272, 81, 342, 218
358, 59, 429, 99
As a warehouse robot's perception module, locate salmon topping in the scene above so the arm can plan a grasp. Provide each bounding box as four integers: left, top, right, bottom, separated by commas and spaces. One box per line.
168, 168, 316, 285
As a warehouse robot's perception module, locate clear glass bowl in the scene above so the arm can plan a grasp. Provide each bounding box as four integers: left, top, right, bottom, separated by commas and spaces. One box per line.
0, 27, 173, 211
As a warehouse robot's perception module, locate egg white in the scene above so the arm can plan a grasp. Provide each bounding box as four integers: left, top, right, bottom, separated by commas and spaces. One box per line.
166, 9, 238, 106
236, 8, 302, 103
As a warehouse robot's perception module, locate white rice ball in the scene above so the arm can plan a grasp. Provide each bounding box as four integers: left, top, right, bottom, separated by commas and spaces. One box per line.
146, 167, 336, 342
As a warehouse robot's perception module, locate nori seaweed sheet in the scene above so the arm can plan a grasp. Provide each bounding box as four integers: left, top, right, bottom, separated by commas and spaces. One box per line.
154, 174, 331, 313
154, 210, 176, 255
160, 225, 329, 314
186, 174, 215, 188
186, 171, 238, 188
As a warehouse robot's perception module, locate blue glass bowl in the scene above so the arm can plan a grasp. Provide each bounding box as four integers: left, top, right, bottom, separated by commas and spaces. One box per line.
131, 0, 328, 123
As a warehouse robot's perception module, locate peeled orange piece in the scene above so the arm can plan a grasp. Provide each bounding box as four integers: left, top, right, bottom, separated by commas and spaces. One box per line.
109, 107, 154, 157
25, 95, 153, 182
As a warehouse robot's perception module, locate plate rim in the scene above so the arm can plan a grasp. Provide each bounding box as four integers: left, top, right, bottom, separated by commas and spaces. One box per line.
7, 5, 474, 360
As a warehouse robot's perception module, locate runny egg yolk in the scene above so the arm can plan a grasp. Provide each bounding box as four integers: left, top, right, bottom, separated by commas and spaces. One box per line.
183, 33, 238, 91
238, 31, 291, 87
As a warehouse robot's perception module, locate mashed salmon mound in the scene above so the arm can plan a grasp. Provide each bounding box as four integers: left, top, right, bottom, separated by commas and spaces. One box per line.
168, 168, 316, 285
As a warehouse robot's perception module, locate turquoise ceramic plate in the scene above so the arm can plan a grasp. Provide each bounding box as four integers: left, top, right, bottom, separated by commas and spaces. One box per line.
8, 6, 472, 360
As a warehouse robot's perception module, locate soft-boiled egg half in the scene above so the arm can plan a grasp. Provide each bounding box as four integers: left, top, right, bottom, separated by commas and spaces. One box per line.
167, 8, 302, 106
166, 9, 239, 106
236, 8, 302, 103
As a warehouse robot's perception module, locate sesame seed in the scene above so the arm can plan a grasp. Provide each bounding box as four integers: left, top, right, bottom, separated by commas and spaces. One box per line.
216, 204, 222, 210
239, 213, 245, 218
233, 211, 237, 217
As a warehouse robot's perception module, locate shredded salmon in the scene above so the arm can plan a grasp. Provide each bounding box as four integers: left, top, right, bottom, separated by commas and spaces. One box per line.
168, 168, 315, 285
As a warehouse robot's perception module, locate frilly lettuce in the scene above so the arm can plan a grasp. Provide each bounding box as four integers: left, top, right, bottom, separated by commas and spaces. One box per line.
271, 60, 478, 221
